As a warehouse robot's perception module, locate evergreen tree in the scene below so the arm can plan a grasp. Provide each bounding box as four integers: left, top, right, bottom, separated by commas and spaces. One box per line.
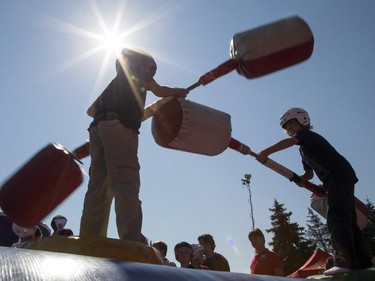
306, 208, 333, 255
267, 199, 314, 275
362, 198, 375, 259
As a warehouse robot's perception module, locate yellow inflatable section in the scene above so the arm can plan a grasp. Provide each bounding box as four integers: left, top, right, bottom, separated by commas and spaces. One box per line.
25, 236, 163, 265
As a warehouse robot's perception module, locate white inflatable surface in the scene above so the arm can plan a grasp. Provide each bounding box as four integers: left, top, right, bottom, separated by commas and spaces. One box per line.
0, 246, 307, 281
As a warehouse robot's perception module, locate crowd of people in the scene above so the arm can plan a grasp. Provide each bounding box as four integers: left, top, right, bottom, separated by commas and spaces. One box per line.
152, 234, 231, 271
9, 219, 234, 272
151, 231, 283, 275
7, 214, 277, 275
10, 215, 74, 248
8, 213, 372, 277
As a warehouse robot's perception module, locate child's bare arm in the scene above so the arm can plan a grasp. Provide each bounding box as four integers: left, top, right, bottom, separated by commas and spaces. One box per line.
144, 80, 188, 98
256, 137, 299, 163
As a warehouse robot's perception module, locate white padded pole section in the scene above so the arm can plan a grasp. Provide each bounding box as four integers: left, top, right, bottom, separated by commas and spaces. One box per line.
152, 99, 232, 156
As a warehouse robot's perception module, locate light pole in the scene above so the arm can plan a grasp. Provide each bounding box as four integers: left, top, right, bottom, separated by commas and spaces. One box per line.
242, 174, 255, 230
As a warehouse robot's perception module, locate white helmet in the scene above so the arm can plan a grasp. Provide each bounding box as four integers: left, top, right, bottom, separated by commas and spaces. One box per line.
280, 107, 310, 128
191, 244, 204, 259
12, 223, 37, 238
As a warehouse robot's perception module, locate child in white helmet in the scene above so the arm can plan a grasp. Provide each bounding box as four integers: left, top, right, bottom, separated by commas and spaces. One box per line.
256, 107, 372, 275
191, 244, 209, 269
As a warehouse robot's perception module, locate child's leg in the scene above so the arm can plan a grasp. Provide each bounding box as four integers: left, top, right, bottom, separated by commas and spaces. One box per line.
326, 178, 356, 269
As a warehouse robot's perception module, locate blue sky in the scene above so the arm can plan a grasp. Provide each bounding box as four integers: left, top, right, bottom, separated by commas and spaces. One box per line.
1, 0, 374, 274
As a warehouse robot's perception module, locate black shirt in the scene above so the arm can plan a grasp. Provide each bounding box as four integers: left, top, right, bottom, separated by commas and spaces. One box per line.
295, 130, 357, 183
90, 70, 148, 130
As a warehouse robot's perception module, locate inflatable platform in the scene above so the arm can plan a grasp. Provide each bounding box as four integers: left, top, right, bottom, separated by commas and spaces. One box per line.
1, 243, 374, 281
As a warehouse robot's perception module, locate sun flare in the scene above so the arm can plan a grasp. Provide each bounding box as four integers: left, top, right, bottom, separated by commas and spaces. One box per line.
97, 30, 123, 56
38, 0, 182, 101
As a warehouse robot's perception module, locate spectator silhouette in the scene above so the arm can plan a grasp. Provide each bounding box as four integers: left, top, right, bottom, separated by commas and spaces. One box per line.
51, 215, 73, 236
174, 241, 196, 269
248, 228, 284, 276
152, 240, 176, 266
198, 234, 230, 271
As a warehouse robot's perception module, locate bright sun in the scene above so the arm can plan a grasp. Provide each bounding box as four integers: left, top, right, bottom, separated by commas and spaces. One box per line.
41, 0, 176, 95
43, 0, 177, 69
98, 30, 123, 56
